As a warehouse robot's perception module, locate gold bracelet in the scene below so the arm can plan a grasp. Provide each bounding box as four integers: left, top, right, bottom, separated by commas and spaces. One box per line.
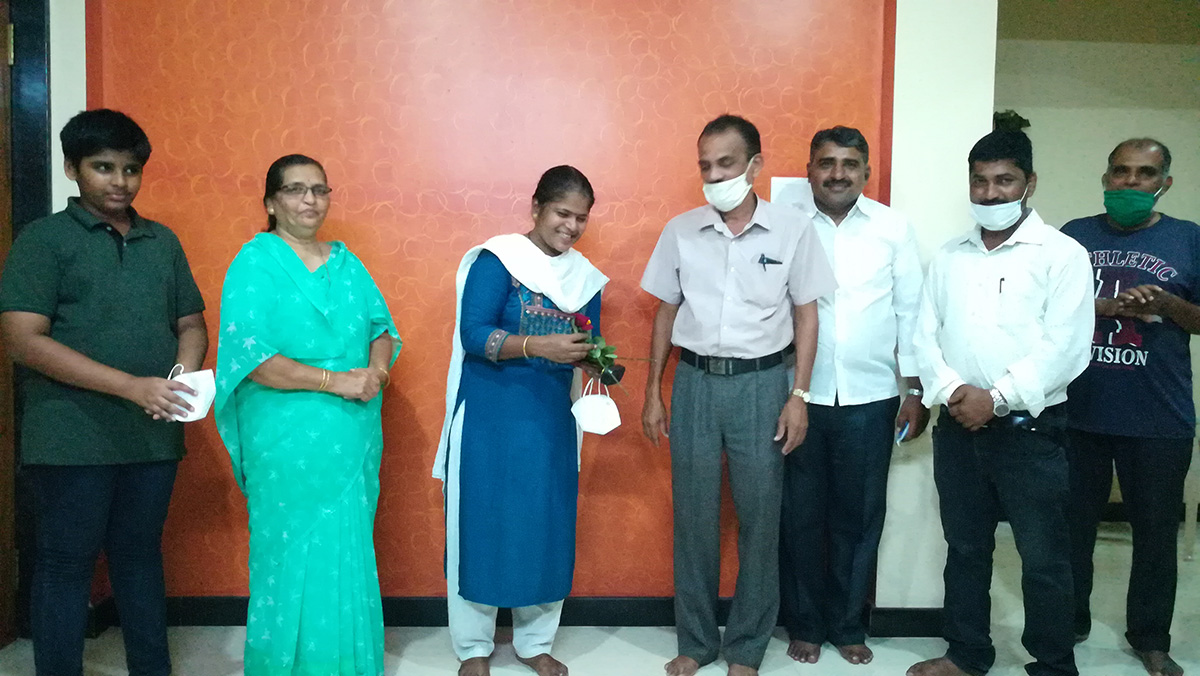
522, 336, 531, 359
372, 366, 391, 388
318, 369, 330, 391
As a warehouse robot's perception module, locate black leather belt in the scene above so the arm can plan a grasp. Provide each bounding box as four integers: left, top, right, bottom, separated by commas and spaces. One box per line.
984, 403, 1066, 433
680, 344, 794, 376
941, 403, 1066, 433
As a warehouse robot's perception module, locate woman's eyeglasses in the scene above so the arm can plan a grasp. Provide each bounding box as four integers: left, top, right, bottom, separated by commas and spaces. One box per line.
277, 183, 333, 198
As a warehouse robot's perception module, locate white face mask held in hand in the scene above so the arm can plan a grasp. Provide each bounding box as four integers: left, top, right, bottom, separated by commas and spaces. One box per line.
969, 186, 1029, 231
571, 378, 621, 435
702, 155, 759, 212
167, 364, 216, 422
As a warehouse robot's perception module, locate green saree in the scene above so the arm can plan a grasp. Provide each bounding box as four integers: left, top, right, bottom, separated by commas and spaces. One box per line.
215, 233, 400, 676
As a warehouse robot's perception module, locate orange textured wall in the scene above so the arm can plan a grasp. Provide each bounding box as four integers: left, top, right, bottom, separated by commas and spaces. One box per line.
88, 0, 892, 598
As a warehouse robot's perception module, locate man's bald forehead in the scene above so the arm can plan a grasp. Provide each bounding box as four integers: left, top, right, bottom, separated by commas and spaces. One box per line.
1108, 138, 1172, 175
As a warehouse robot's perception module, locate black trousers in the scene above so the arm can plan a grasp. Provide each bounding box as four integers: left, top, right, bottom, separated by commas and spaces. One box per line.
1067, 429, 1192, 653
26, 461, 178, 676
779, 397, 898, 646
933, 407, 1077, 676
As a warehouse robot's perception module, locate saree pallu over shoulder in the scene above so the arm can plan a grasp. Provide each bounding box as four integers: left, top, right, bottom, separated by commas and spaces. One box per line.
215, 233, 401, 676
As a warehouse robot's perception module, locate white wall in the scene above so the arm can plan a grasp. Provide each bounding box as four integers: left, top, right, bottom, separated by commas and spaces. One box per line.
875, 0, 999, 609
995, 40, 1200, 228
49, 0, 87, 208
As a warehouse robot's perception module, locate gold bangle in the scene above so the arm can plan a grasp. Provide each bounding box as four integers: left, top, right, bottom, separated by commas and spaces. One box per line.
318, 369, 330, 391
372, 366, 391, 388
522, 336, 531, 359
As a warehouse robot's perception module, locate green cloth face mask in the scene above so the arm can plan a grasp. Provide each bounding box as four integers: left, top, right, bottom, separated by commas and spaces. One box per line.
1104, 187, 1164, 228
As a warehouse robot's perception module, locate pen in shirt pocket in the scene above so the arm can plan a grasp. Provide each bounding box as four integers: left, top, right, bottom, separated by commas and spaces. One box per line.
758, 254, 782, 271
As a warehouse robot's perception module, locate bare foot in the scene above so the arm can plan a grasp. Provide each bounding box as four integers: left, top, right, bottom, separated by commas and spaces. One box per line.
787, 639, 821, 663
517, 653, 568, 676
907, 657, 970, 676
665, 655, 700, 676
1136, 650, 1184, 676
459, 656, 491, 676
727, 664, 758, 676
837, 644, 874, 665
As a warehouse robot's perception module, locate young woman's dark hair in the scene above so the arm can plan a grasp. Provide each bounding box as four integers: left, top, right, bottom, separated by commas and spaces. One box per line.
60, 109, 152, 167
263, 154, 326, 231
532, 165, 594, 209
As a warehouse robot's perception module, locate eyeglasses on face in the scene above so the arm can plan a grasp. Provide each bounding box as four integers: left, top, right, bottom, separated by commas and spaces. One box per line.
277, 183, 333, 198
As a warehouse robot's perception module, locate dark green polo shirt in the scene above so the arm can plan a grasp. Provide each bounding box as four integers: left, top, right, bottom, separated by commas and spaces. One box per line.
0, 199, 206, 465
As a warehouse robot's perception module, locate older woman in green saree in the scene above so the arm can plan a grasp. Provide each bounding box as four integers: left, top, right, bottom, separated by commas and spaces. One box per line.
215, 154, 401, 676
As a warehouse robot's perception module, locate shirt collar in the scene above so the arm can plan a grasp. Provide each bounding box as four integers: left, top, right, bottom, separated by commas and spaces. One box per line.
66, 197, 156, 240
806, 192, 873, 224
702, 193, 771, 237
958, 208, 1048, 250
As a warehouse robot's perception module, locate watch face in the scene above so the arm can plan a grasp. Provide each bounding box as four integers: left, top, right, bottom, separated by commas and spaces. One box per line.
995, 403, 1010, 416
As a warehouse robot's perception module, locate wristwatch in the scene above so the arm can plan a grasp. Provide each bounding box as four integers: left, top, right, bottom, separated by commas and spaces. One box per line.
989, 388, 1010, 417
906, 387, 923, 397
791, 388, 811, 403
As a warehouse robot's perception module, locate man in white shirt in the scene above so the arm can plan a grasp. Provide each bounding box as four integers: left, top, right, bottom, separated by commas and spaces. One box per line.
908, 129, 1093, 676
779, 126, 927, 667
641, 114, 836, 676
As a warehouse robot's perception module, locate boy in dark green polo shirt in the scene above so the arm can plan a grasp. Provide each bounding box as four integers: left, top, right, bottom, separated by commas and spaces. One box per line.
0, 109, 208, 676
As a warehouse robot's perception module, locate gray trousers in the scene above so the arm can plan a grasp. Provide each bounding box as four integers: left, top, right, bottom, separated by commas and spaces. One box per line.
669, 361, 788, 669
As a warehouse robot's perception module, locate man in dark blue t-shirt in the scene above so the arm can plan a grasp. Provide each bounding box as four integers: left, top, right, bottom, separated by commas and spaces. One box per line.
1061, 138, 1200, 676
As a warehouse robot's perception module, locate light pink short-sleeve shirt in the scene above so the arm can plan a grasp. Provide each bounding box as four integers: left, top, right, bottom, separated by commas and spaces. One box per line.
640, 196, 836, 359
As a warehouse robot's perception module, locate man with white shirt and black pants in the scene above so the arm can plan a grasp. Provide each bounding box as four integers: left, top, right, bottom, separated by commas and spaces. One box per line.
779, 126, 928, 667
908, 129, 1093, 676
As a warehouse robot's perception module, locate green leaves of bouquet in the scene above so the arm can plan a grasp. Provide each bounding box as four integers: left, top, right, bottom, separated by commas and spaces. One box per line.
572, 313, 625, 388
587, 336, 619, 372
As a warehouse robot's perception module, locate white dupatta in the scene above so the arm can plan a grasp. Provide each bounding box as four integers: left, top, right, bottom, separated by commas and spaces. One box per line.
433, 233, 609, 480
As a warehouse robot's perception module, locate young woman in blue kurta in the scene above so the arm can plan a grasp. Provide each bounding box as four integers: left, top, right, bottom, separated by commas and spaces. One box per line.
436, 166, 609, 676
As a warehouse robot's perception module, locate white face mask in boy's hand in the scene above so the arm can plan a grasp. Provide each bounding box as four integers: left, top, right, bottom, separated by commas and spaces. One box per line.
167, 364, 216, 422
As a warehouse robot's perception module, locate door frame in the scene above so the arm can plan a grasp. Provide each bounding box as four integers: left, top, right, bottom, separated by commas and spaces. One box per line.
3, 0, 52, 647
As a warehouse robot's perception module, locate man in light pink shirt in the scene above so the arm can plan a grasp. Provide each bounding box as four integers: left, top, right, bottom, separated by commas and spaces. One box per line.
641, 114, 836, 676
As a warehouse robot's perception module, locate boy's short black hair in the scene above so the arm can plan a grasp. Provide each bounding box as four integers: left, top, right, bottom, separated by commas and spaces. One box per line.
60, 109, 152, 167
968, 129, 1033, 177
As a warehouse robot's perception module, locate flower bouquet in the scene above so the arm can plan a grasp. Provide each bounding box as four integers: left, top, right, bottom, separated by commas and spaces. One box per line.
572, 313, 626, 389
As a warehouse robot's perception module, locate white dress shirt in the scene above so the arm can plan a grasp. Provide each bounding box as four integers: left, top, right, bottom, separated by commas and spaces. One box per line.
640, 197, 836, 358
806, 195, 923, 406
914, 209, 1095, 416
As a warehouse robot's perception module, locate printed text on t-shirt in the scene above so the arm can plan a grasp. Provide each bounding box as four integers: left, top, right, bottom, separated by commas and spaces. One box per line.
1088, 250, 1177, 282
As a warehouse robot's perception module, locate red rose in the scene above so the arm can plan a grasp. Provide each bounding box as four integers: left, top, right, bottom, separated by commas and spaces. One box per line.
573, 313, 593, 332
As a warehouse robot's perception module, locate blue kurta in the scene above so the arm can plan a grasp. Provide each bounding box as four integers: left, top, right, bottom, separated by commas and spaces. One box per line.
451, 250, 602, 607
